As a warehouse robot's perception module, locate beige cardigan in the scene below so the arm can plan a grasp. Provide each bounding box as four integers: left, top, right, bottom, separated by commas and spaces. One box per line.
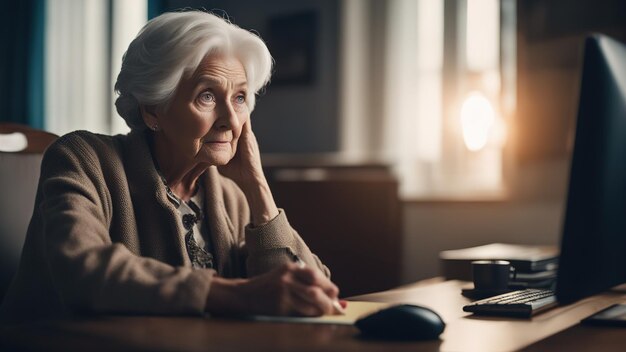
0, 130, 328, 323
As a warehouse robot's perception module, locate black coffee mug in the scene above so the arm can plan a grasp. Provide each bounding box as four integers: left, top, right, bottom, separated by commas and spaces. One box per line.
472, 260, 516, 291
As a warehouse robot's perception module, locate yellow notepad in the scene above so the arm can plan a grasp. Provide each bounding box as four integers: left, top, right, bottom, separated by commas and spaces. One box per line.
248, 301, 391, 325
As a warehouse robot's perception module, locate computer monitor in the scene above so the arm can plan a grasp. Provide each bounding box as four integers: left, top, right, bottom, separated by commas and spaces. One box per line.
555, 34, 626, 304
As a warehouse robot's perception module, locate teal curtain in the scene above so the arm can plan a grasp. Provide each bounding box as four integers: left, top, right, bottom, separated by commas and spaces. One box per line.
0, 0, 45, 128
148, 0, 168, 19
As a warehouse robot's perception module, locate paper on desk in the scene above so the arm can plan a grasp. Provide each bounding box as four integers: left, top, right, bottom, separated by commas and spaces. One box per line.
248, 301, 391, 325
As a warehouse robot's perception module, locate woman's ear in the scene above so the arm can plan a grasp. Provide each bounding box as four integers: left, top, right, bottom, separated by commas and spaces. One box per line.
140, 105, 159, 131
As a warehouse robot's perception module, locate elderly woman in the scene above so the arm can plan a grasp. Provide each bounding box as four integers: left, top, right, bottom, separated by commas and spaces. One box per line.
0, 11, 339, 323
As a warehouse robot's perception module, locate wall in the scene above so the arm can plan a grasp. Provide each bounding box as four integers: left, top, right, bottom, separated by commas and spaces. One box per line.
401, 198, 565, 283
514, 0, 626, 162
400, 140, 570, 284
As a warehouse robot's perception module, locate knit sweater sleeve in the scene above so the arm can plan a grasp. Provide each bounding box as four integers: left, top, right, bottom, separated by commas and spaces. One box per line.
39, 133, 214, 315
218, 174, 331, 278
243, 210, 331, 278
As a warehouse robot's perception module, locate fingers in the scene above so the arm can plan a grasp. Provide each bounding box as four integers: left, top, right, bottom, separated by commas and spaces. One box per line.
288, 279, 335, 316
244, 263, 342, 317
243, 116, 252, 131
238, 116, 253, 142
232, 118, 260, 166
279, 263, 341, 316
292, 265, 340, 299
238, 118, 250, 139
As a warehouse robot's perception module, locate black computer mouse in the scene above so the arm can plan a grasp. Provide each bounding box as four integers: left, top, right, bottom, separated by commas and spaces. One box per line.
355, 304, 445, 341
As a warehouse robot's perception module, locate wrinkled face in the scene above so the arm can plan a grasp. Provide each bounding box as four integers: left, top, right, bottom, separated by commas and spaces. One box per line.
151, 55, 249, 166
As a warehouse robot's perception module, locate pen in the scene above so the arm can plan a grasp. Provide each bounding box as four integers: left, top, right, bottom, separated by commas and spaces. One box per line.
292, 254, 346, 315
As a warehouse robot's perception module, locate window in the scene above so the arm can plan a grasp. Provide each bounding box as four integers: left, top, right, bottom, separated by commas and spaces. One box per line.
452, 0, 509, 198
341, 0, 514, 199
45, 0, 146, 136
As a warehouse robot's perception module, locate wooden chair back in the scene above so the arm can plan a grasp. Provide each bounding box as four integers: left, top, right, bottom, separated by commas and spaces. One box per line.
0, 123, 58, 300
0, 123, 58, 153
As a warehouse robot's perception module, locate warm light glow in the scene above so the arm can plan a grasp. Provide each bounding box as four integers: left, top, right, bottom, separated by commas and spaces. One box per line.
460, 92, 495, 151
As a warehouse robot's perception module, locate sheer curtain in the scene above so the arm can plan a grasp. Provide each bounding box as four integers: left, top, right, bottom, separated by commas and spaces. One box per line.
383, 0, 444, 197
45, 0, 146, 136
340, 0, 509, 199
110, 0, 146, 135
340, 0, 446, 198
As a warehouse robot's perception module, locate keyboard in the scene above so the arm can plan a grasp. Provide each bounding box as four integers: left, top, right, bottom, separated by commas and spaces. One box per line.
463, 288, 558, 318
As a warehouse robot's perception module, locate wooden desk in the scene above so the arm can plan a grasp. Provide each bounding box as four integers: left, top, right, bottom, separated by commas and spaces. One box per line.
1, 280, 624, 351
351, 280, 626, 351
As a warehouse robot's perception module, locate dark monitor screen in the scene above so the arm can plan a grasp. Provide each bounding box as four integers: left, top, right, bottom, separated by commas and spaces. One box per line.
556, 34, 626, 304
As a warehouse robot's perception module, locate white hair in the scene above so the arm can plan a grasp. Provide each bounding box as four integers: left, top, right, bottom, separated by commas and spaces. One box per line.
115, 10, 273, 131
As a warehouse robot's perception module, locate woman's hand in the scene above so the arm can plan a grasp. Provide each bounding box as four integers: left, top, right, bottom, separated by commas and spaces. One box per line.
218, 118, 263, 188
218, 120, 279, 226
206, 263, 340, 317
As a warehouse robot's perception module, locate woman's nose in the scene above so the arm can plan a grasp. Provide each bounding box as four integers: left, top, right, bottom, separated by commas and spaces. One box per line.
215, 101, 239, 130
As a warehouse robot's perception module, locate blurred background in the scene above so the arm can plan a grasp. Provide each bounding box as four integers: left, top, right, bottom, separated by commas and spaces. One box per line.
1, 0, 625, 296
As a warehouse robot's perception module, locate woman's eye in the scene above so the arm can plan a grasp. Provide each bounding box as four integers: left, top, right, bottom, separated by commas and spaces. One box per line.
235, 95, 246, 104
199, 92, 215, 103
